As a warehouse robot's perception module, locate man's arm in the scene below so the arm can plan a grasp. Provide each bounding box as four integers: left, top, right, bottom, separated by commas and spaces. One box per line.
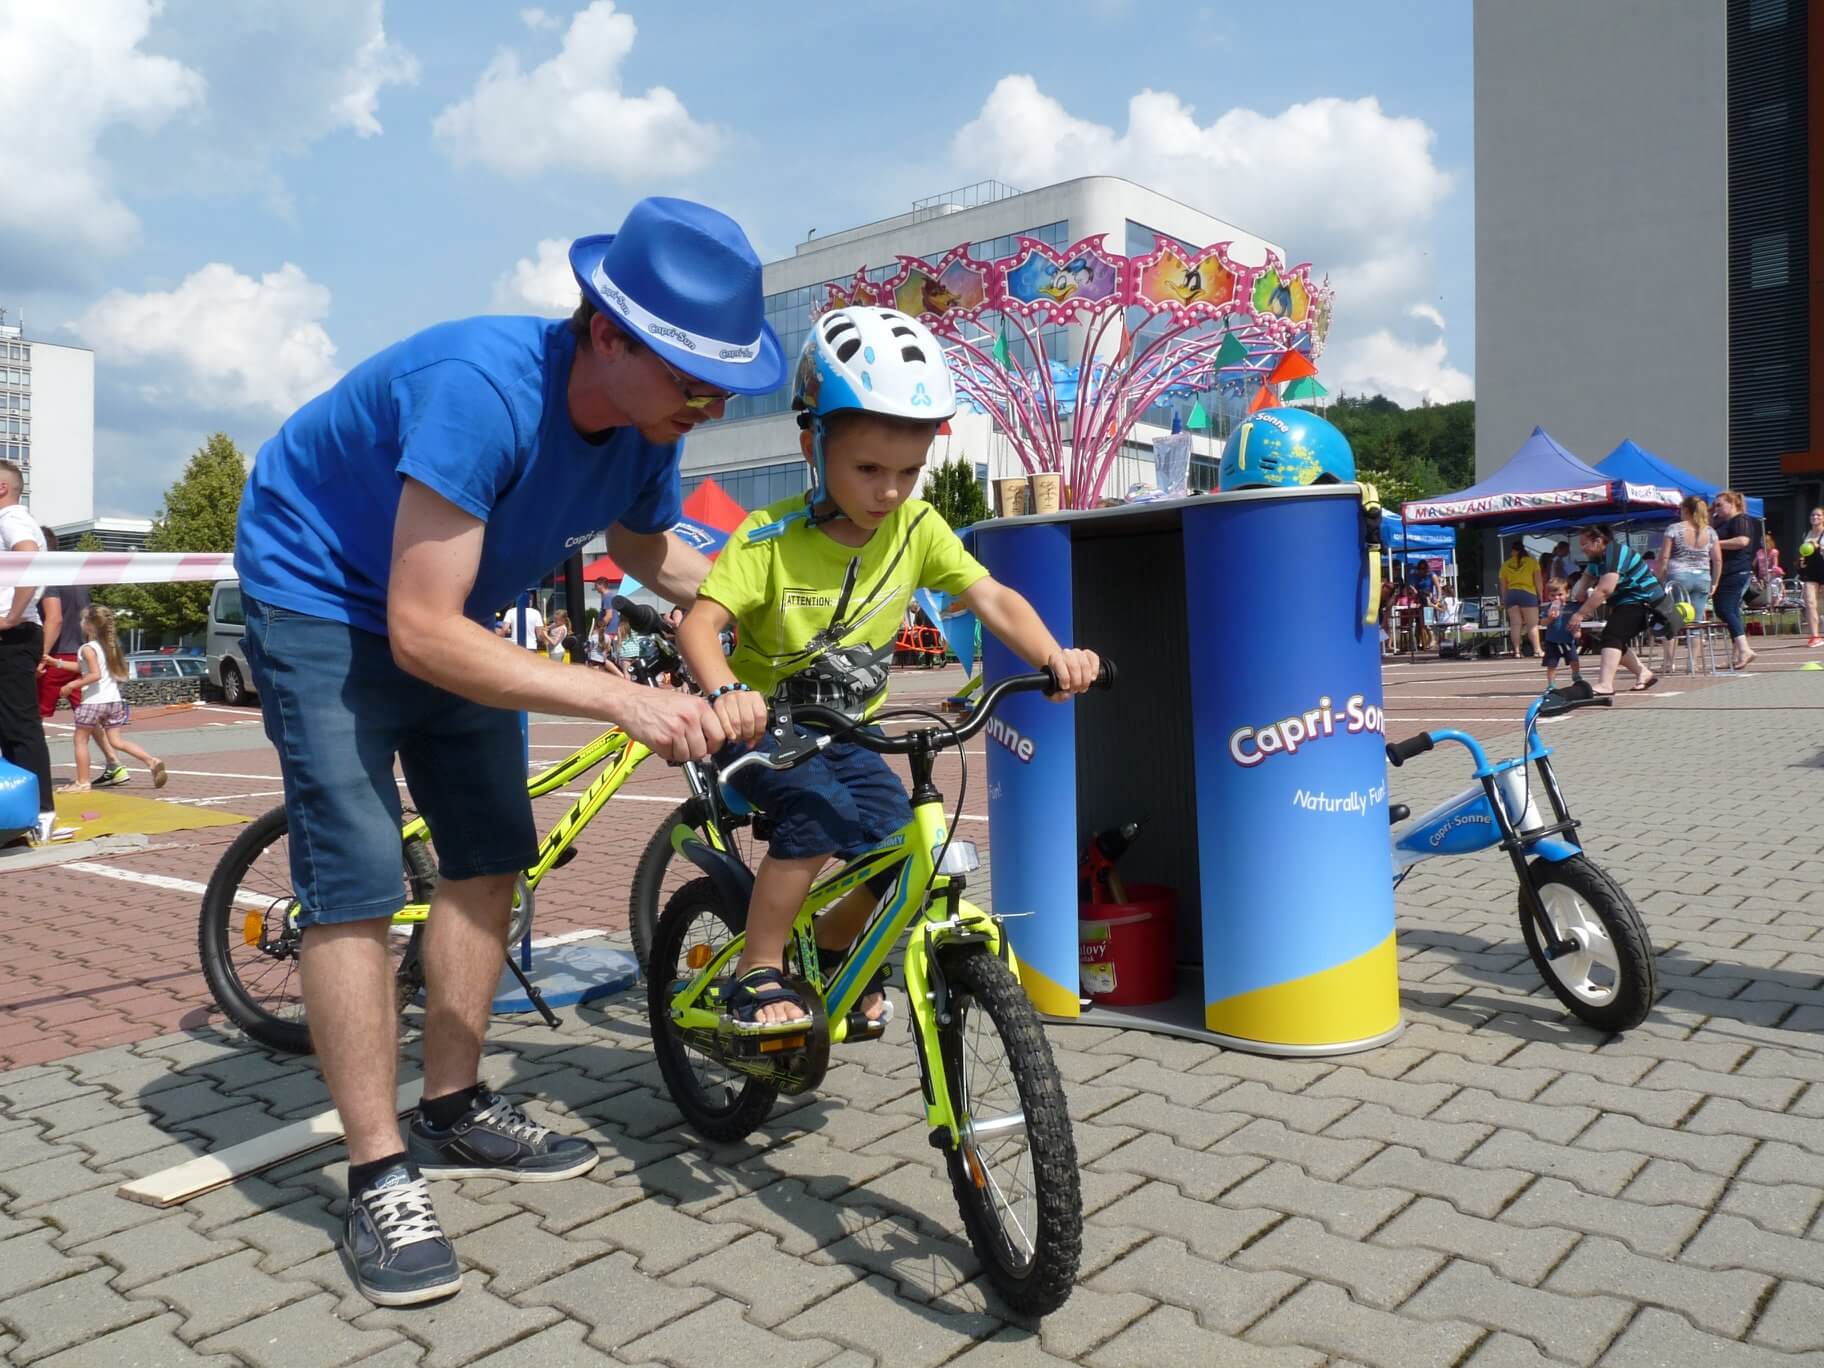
38, 592, 61, 667
386, 479, 724, 760
606, 526, 711, 608
1, 535, 40, 629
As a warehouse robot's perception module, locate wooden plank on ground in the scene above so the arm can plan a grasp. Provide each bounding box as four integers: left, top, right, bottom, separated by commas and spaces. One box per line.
118, 1079, 427, 1208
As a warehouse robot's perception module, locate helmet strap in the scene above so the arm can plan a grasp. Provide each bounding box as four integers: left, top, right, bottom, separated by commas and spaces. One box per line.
804, 416, 846, 527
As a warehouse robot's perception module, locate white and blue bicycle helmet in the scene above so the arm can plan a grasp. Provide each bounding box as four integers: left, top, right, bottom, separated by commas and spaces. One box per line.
747, 306, 958, 541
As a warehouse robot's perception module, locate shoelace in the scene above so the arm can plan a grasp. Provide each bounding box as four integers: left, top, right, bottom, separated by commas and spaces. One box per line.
364, 1176, 443, 1250
471, 1097, 550, 1146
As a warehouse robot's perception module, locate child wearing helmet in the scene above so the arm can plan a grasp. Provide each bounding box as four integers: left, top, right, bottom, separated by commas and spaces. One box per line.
676, 306, 1101, 1030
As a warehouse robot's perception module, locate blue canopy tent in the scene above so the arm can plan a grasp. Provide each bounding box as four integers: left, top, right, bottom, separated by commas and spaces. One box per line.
1380, 510, 1456, 562
1597, 439, 1763, 519
1403, 426, 1681, 529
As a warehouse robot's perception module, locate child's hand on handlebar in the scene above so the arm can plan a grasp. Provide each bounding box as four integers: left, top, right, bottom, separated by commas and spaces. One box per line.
1045, 648, 1101, 700
712, 687, 769, 745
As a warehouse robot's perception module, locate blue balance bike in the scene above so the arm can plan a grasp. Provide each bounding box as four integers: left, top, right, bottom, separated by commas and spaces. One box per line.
1385, 693, 1656, 1032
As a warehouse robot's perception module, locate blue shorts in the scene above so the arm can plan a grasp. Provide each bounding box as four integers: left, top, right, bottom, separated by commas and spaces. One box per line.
243, 596, 537, 927
720, 728, 913, 862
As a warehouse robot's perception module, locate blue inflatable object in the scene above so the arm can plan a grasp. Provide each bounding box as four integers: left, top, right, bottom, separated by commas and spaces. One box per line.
1218, 407, 1355, 491
0, 756, 38, 845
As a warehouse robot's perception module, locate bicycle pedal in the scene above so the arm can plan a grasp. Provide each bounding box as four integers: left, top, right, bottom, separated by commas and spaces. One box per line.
551, 845, 579, 870
843, 1010, 886, 1041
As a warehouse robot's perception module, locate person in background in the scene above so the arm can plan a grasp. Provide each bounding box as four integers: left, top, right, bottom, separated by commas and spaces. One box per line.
1654, 494, 1719, 674
1756, 534, 1785, 608
495, 600, 545, 650
1550, 540, 1577, 582
541, 610, 571, 662
34, 529, 128, 787
58, 606, 167, 791
1539, 579, 1583, 692
1499, 541, 1543, 657
1799, 507, 1824, 648
1711, 491, 1757, 669
1566, 523, 1661, 695
0, 459, 58, 842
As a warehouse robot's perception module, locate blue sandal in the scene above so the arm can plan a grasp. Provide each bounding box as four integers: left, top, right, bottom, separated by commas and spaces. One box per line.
722, 966, 812, 1032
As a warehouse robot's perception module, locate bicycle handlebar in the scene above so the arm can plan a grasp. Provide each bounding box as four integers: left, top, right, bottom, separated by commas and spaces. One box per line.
717, 658, 1117, 783
612, 597, 668, 636
1385, 734, 1434, 767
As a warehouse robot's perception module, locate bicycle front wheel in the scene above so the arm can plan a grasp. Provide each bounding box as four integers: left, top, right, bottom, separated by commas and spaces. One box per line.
935, 947, 1081, 1316
198, 806, 433, 1053
629, 798, 755, 973
1521, 854, 1656, 1032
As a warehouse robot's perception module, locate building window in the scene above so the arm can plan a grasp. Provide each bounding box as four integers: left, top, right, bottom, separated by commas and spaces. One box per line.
1749, 234, 1789, 288
1748, 0, 1788, 27
681, 460, 808, 512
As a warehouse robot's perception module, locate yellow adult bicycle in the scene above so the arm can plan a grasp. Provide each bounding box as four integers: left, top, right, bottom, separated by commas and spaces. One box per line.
197, 604, 751, 1053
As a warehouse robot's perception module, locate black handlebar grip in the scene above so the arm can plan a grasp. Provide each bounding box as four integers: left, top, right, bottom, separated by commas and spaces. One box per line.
1040, 658, 1119, 695
613, 598, 665, 635
1385, 734, 1434, 767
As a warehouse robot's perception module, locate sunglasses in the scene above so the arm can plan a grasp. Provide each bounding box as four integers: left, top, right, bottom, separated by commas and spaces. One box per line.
652, 352, 733, 410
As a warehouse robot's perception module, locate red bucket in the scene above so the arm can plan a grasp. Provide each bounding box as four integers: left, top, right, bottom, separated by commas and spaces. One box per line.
1078, 884, 1176, 1006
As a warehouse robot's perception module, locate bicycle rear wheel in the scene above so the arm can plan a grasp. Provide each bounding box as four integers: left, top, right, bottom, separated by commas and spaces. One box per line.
629, 798, 755, 973
935, 947, 1081, 1316
197, 806, 433, 1053
647, 877, 777, 1142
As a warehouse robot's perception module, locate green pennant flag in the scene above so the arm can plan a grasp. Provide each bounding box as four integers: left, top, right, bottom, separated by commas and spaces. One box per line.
992, 327, 1011, 367
1186, 398, 1210, 430
1214, 331, 1248, 368
1281, 376, 1329, 400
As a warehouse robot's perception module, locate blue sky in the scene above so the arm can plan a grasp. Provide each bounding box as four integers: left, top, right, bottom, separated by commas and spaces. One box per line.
3, 1, 1473, 518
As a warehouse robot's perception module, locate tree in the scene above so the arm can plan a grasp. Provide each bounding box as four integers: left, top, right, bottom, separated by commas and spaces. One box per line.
923, 453, 989, 531
1327, 396, 1475, 500
98, 432, 249, 635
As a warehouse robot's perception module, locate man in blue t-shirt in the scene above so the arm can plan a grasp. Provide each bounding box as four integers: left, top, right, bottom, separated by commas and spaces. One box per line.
232, 197, 784, 1307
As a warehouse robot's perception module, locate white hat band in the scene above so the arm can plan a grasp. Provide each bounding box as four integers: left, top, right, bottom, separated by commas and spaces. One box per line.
590, 262, 761, 364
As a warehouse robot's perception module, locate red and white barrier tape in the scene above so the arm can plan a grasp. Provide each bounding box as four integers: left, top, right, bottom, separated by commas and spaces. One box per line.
0, 551, 236, 589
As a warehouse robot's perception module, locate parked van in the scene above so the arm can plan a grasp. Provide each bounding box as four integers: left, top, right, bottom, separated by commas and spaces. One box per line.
206, 580, 256, 705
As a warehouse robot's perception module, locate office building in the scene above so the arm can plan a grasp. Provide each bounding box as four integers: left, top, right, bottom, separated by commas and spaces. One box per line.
1474, 0, 1813, 542
0, 310, 95, 530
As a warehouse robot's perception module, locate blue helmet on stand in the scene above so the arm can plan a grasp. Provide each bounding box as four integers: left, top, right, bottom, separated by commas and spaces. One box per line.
1217, 408, 1355, 491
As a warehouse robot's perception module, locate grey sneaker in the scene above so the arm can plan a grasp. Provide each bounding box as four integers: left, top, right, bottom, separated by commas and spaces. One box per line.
407, 1088, 599, 1182
344, 1164, 461, 1306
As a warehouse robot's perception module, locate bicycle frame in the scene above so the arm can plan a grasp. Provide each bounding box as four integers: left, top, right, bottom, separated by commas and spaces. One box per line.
389, 725, 653, 922
1390, 698, 1587, 958
664, 791, 1011, 1144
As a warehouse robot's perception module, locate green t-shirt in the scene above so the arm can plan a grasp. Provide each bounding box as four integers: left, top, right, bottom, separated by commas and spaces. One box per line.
702, 496, 989, 703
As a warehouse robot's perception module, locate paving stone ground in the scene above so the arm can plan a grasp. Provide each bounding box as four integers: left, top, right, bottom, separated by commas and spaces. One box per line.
4, 663, 1824, 1363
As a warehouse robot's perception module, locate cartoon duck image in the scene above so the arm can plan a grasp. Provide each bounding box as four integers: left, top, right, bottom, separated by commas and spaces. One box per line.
1161, 255, 1208, 304
921, 277, 960, 315
1038, 257, 1097, 302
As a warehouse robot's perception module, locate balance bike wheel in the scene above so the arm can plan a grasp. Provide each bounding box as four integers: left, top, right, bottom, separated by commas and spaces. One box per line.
1520, 855, 1656, 1032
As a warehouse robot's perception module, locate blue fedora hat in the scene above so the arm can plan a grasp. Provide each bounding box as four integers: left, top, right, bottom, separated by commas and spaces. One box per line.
570, 197, 784, 397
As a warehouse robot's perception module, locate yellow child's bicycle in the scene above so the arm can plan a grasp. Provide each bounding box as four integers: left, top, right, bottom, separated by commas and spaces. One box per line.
197, 602, 750, 1053
648, 661, 1115, 1316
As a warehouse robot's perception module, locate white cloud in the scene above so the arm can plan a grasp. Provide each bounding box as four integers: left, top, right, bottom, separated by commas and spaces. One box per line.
1326, 331, 1474, 409
951, 76, 1469, 403
72, 262, 342, 417
493, 238, 580, 314
0, 2, 204, 268
330, 13, 422, 139
434, 1, 718, 180
521, 7, 563, 29
1408, 303, 1447, 331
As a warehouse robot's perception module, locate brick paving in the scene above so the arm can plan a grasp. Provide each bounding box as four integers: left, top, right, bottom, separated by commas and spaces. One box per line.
2, 654, 1824, 1362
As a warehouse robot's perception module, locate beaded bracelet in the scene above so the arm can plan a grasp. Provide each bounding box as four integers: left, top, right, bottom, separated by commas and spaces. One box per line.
708, 682, 753, 701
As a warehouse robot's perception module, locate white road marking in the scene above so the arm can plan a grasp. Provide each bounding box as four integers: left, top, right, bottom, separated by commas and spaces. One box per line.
62, 858, 604, 949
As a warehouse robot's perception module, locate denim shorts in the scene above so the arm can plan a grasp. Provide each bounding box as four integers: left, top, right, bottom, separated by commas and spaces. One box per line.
243, 596, 537, 927
720, 727, 913, 862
